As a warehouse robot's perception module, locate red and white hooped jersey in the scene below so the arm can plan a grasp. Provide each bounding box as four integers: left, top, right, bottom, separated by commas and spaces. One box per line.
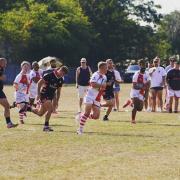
14, 73, 30, 94
29, 69, 43, 90
86, 71, 107, 102
132, 71, 150, 95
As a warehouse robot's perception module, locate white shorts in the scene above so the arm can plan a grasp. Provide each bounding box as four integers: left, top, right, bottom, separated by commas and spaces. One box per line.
168, 89, 180, 98
15, 92, 29, 104
29, 88, 37, 99
84, 96, 101, 107
78, 85, 88, 98
130, 89, 144, 101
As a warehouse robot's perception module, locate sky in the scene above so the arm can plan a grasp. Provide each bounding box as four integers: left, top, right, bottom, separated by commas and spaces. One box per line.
154, 0, 180, 14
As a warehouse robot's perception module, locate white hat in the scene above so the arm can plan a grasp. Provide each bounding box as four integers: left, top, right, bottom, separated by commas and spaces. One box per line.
21, 61, 30, 68
80, 58, 87, 63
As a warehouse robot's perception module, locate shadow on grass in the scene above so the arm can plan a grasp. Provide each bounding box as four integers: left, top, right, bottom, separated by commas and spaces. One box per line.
148, 123, 180, 127
111, 120, 153, 124
58, 130, 156, 138
26, 123, 73, 127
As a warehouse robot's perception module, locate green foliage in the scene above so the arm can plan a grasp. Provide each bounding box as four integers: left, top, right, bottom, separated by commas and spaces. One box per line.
0, 0, 169, 65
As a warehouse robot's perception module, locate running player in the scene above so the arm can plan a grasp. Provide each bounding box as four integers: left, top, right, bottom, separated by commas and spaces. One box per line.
77, 61, 107, 135
13, 61, 31, 124
101, 59, 122, 121
0, 58, 18, 128
29, 61, 43, 106
130, 60, 150, 123
20, 66, 68, 131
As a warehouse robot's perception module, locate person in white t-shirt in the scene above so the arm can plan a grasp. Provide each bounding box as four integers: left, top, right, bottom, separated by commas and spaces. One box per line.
29, 61, 43, 106
149, 57, 166, 112
13, 61, 31, 124
77, 62, 108, 135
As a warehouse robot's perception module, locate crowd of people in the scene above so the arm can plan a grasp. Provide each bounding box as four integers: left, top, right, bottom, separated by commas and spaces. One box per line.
0, 56, 180, 134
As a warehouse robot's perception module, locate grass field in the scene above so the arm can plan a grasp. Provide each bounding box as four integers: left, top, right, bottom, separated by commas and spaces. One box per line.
0, 84, 180, 180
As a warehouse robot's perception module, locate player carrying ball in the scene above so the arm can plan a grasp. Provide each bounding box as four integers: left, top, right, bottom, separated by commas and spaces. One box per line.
77, 61, 109, 135
130, 59, 150, 123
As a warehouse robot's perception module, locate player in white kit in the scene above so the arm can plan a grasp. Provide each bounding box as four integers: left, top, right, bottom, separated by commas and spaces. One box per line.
77, 61, 108, 135
29, 61, 43, 106
13, 61, 30, 124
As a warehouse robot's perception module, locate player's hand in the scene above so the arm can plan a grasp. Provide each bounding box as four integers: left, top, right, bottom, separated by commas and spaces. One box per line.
101, 83, 107, 89
36, 95, 40, 101
106, 81, 112, 86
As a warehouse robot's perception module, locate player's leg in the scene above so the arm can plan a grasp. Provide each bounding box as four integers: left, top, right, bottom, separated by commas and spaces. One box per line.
52, 93, 57, 113
0, 97, 18, 128
131, 97, 143, 124
43, 100, 53, 131
17, 102, 27, 124
77, 102, 92, 135
103, 99, 114, 121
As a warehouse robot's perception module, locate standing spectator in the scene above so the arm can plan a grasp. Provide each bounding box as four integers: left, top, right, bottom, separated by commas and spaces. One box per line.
113, 64, 123, 112
76, 58, 92, 113
166, 61, 180, 113
149, 57, 166, 112
164, 57, 176, 111
165, 57, 176, 73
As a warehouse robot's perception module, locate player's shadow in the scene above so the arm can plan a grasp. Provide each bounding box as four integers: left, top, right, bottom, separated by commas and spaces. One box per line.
26, 123, 73, 127
111, 120, 153, 124
148, 123, 180, 127
58, 130, 156, 138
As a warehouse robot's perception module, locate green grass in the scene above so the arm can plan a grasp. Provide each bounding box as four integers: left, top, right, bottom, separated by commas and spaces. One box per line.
0, 85, 180, 180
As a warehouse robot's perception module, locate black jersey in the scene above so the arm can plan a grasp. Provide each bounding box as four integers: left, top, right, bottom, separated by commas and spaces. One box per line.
0, 67, 4, 91
167, 69, 180, 90
40, 71, 64, 100
103, 70, 116, 100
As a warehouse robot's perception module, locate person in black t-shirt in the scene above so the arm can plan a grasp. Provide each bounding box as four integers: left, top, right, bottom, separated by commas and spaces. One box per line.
166, 61, 180, 113
0, 58, 18, 128
101, 59, 121, 121
20, 66, 68, 131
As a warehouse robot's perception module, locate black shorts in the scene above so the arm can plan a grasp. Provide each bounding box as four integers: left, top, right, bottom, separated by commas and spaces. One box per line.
40, 94, 54, 103
0, 90, 6, 99
103, 91, 114, 100
150, 87, 163, 91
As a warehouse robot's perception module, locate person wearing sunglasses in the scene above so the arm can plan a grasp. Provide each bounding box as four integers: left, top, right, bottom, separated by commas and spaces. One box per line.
149, 57, 166, 112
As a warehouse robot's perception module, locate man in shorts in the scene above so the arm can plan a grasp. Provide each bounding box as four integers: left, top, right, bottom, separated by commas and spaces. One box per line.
76, 58, 92, 113
13, 61, 31, 124
0, 58, 18, 128
149, 57, 166, 112
166, 60, 180, 113
20, 66, 68, 131
130, 60, 150, 123
77, 62, 107, 135
29, 61, 43, 106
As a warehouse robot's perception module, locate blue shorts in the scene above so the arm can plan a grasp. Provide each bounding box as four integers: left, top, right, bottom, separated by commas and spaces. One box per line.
113, 87, 120, 92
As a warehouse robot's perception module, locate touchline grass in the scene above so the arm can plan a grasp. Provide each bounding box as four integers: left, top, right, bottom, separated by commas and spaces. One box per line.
0, 84, 180, 180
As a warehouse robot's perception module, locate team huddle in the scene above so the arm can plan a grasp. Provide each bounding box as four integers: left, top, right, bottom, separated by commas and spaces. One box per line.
0, 56, 180, 134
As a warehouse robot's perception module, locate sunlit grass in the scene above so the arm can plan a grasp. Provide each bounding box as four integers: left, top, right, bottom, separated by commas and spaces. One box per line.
0, 85, 180, 179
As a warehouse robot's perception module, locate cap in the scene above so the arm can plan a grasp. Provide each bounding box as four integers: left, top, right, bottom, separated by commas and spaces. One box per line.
80, 58, 87, 63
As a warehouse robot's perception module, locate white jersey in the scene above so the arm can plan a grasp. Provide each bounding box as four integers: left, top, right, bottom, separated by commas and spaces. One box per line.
86, 71, 107, 102
14, 73, 30, 103
130, 71, 150, 100
29, 69, 43, 90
